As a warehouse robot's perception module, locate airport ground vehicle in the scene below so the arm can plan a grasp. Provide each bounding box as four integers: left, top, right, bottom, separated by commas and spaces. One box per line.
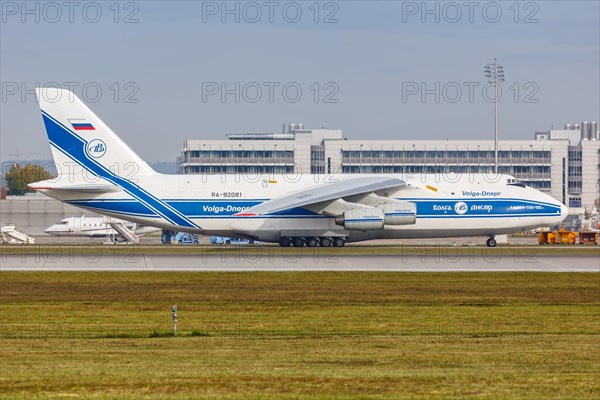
538, 228, 599, 245
175, 232, 199, 245
210, 236, 258, 245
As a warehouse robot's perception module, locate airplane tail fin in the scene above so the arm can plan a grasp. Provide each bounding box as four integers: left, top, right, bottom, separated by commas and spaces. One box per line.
36, 87, 155, 179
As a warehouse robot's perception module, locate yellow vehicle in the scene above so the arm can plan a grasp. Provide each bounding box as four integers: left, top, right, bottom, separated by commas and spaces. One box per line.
539, 228, 598, 245
538, 231, 556, 245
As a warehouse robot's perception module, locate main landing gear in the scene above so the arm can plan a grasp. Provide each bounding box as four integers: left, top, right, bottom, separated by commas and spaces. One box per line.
279, 237, 346, 248
486, 236, 497, 248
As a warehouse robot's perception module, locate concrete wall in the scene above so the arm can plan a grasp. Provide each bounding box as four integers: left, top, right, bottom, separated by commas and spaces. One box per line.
581, 140, 600, 210
0, 196, 100, 235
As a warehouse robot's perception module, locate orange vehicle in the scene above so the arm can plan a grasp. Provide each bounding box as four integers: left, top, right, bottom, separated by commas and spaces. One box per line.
539, 228, 598, 245
554, 228, 577, 244
538, 231, 556, 245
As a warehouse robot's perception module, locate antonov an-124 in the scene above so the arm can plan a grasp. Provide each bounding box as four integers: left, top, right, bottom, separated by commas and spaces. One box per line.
29, 88, 567, 247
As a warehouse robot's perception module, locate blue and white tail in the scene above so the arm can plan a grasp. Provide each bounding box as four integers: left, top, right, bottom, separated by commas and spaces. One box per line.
31, 88, 201, 230
36, 87, 155, 180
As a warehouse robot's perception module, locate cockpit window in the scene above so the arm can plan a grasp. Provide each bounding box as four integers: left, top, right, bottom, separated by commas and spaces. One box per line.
507, 178, 526, 188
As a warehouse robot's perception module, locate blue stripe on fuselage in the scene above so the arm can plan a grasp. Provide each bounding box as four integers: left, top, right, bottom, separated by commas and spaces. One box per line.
66, 198, 561, 220
414, 199, 561, 217
66, 200, 158, 217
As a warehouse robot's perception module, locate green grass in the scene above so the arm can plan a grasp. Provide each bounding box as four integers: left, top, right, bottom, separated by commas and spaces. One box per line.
0, 272, 598, 399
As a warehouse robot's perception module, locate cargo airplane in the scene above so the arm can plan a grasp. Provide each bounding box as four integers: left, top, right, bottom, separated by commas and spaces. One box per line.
29, 88, 568, 247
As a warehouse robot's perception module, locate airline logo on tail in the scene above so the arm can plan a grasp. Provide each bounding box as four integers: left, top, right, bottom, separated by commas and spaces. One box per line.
86, 139, 107, 158
69, 119, 95, 131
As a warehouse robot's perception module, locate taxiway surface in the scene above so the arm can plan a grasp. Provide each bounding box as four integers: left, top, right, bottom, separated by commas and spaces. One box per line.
1, 254, 597, 272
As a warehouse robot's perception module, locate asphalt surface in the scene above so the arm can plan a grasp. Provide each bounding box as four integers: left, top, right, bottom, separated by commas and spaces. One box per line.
1, 253, 598, 272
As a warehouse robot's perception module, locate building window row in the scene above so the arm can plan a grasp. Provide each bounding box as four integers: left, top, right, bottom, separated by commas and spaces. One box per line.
341, 164, 549, 175
341, 150, 551, 160
568, 165, 582, 177
524, 181, 551, 189
569, 197, 582, 208
182, 150, 294, 159
568, 147, 582, 162
341, 164, 550, 175
310, 145, 326, 174
181, 165, 294, 174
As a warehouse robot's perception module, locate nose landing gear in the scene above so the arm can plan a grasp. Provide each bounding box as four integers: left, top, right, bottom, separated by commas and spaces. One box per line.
486, 236, 497, 248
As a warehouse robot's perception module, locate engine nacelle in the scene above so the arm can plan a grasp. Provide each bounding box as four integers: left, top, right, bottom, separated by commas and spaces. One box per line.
381, 202, 416, 225
335, 208, 384, 231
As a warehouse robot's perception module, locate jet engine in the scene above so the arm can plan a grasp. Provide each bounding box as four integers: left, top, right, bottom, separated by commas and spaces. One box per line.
335, 208, 384, 231
310, 194, 417, 231
379, 201, 416, 225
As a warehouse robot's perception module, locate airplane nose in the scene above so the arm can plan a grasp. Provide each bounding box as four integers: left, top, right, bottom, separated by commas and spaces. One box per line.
560, 203, 569, 220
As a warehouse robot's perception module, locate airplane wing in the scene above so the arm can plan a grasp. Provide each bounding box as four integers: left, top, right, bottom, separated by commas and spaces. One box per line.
237, 176, 408, 216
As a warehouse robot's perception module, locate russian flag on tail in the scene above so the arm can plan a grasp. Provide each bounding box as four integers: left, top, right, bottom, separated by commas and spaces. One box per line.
69, 119, 95, 131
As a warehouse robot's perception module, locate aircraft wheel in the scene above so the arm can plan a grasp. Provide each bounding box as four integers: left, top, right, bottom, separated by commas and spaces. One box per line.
486, 237, 497, 248
305, 237, 318, 247
332, 237, 346, 247
319, 237, 332, 247
292, 237, 305, 247
279, 238, 291, 247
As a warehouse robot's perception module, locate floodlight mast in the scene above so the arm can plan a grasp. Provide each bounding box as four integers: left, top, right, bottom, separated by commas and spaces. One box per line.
484, 59, 505, 174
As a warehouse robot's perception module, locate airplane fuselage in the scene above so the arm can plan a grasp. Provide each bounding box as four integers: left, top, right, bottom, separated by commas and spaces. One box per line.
39, 173, 567, 243
30, 87, 568, 246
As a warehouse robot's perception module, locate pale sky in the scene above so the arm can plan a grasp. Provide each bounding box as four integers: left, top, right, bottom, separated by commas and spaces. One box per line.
1, 1, 598, 163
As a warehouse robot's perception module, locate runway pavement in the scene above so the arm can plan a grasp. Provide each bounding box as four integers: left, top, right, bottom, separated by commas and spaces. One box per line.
1, 253, 598, 272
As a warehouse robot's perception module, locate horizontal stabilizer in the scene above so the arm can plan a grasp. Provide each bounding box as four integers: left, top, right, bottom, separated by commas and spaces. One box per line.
28, 183, 121, 193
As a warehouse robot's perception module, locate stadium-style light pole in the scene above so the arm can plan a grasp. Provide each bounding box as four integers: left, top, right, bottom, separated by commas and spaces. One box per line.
484, 59, 505, 174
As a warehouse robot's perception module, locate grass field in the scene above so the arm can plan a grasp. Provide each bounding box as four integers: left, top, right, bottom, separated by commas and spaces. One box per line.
1, 272, 598, 399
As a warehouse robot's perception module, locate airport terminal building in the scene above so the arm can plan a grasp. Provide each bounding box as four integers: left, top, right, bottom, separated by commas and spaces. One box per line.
179, 123, 600, 215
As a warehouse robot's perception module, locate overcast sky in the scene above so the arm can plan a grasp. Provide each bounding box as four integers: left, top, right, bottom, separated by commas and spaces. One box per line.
1, 1, 598, 163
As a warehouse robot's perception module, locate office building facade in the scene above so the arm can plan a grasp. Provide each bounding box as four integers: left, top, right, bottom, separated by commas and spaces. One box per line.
179, 123, 600, 214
